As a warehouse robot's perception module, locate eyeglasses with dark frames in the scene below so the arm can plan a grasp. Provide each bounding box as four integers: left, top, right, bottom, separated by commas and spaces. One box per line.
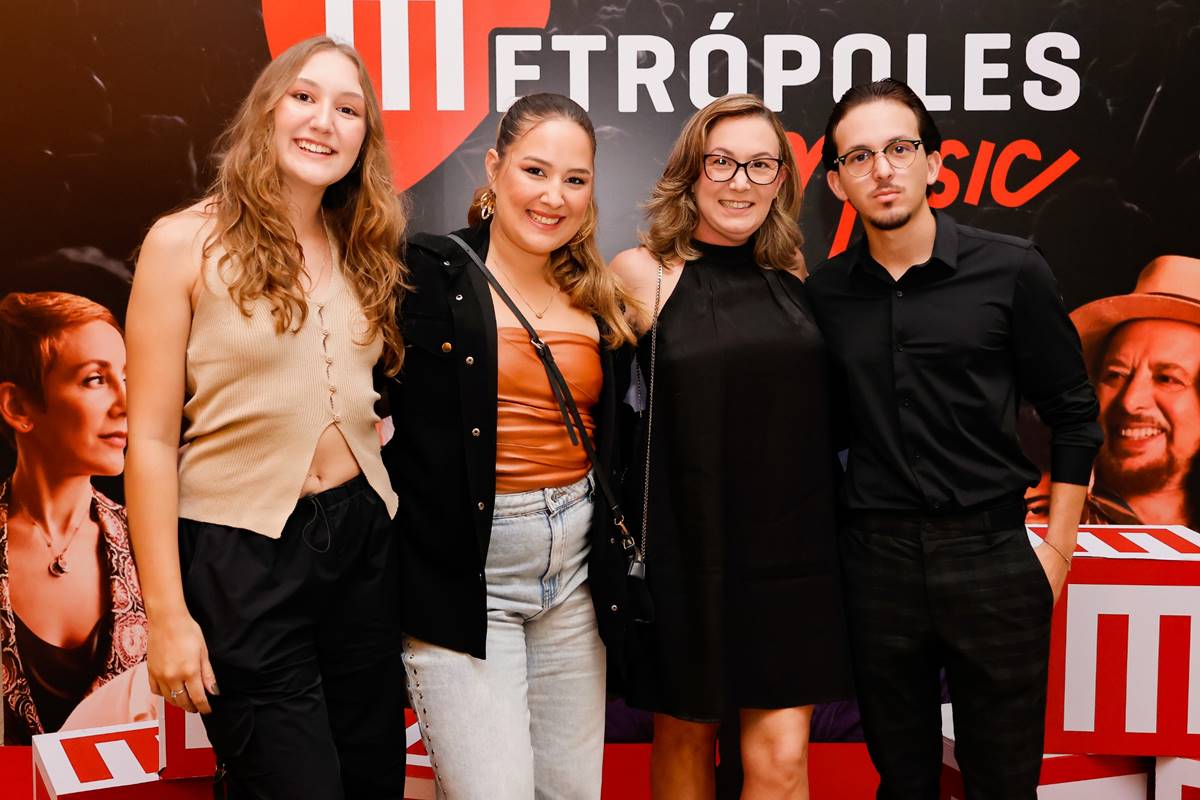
835, 139, 923, 177
702, 153, 784, 185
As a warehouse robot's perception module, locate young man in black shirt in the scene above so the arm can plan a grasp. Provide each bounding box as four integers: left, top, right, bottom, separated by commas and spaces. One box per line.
805, 79, 1102, 799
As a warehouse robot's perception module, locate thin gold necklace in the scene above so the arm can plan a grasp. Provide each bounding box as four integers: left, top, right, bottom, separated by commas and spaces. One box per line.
16, 499, 90, 578
304, 211, 333, 298
495, 263, 558, 319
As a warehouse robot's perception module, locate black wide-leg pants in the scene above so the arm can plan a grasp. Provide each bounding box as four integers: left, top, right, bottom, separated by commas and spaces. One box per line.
839, 507, 1054, 800
179, 474, 406, 800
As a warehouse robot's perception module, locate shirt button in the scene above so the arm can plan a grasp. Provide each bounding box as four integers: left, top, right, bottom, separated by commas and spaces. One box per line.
321, 328, 330, 336
465, 356, 474, 366
610, 604, 619, 613
443, 260, 451, 267
455, 294, 464, 301
903, 397, 911, 407
896, 290, 904, 298
441, 342, 453, 353
325, 356, 333, 365
329, 385, 337, 394
896, 344, 905, 352
913, 452, 921, 460
471, 427, 480, 437
333, 414, 342, 423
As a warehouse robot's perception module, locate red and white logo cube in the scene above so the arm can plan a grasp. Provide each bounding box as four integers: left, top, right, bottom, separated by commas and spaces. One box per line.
940, 704, 1151, 799
1156, 757, 1200, 799
157, 699, 215, 780
1028, 524, 1200, 758
33, 721, 161, 799
405, 708, 436, 800
157, 703, 442, 797
1034, 524, 1200, 562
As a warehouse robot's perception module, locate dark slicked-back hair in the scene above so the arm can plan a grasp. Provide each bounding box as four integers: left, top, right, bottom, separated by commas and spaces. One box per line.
822, 78, 943, 171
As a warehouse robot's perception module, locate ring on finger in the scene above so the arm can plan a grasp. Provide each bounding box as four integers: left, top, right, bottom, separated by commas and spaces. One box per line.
170, 688, 183, 700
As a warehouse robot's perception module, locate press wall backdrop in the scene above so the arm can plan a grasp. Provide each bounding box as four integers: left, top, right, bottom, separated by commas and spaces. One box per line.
2, 0, 1198, 748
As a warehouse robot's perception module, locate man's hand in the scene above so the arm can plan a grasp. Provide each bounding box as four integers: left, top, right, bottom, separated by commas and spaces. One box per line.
1034, 542, 1070, 603
1039, 481, 1088, 604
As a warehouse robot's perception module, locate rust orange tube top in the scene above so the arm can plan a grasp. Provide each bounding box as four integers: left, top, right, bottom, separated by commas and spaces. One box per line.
495, 327, 601, 494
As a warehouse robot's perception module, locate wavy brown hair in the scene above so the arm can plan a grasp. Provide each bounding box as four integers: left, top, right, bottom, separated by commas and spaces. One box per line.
203, 36, 410, 374
641, 93, 805, 274
468, 93, 636, 347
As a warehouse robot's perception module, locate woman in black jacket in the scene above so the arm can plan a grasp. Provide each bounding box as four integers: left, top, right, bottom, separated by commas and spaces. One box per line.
383, 93, 636, 799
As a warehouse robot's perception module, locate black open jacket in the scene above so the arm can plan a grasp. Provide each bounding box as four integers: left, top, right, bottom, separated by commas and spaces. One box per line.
382, 222, 633, 661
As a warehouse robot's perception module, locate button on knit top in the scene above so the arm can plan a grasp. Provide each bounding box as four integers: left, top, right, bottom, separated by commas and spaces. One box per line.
177, 250, 399, 538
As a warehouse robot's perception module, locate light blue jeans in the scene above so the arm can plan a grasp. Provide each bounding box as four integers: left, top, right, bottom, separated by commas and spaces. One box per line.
403, 473, 606, 800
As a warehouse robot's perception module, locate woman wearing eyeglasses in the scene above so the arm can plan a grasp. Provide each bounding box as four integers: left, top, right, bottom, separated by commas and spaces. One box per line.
610, 94, 852, 799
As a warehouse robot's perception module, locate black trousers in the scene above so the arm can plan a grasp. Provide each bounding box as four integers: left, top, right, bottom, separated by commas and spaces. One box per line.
839, 508, 1053, 800
179, 475, 406, 800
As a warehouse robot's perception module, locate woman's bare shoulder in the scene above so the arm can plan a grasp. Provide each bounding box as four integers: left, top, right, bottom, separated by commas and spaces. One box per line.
136, 201, 218, 287
143, 201, 214, 249
609, 246, 660, 289
133, 203, 223, 299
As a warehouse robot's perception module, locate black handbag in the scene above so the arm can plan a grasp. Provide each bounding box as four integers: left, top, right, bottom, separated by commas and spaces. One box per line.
447, 234, 654, 622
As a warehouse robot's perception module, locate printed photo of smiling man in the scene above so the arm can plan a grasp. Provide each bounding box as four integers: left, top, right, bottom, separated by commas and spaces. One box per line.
1069, 256, 1200, 529
804, 78, 1102, 800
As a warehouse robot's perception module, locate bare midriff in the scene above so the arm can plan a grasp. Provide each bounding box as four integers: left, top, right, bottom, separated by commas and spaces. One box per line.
300, 424, 364, 496
495, 327, 601, 494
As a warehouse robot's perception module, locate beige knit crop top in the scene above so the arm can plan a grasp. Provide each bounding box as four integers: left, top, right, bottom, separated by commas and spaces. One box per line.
177, 251, 398, 538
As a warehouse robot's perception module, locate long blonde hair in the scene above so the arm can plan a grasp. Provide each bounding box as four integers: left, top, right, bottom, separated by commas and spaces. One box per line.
469, 93, 636, 348
203, 36, 410, 374
641, 94, 805, 273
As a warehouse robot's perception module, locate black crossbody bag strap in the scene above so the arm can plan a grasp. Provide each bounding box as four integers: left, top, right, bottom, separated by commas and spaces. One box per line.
447, 234, 645, 571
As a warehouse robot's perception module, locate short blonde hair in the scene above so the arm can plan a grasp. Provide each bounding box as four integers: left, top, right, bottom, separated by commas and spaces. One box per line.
641, 94, 804, 273
0, 292, 121, 443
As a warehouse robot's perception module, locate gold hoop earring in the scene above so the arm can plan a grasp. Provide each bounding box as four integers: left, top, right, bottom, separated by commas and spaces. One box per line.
478, 189, 496, 220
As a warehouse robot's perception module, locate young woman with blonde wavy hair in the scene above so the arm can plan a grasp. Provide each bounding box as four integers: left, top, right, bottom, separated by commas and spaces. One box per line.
383, 92, 635, 798
125, 36, 409, 799
611, 93, 853, 799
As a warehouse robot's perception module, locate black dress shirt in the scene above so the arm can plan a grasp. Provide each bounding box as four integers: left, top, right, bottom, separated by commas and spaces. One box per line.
805, 212, 1102, 513
382, 223, 633, 659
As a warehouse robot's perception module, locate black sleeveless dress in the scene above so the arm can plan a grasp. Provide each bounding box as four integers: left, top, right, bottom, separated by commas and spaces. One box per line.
622, 240, 852, 721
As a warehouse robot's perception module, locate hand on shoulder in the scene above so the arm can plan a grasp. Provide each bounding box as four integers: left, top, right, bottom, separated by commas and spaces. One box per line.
784, 247, 807, 280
